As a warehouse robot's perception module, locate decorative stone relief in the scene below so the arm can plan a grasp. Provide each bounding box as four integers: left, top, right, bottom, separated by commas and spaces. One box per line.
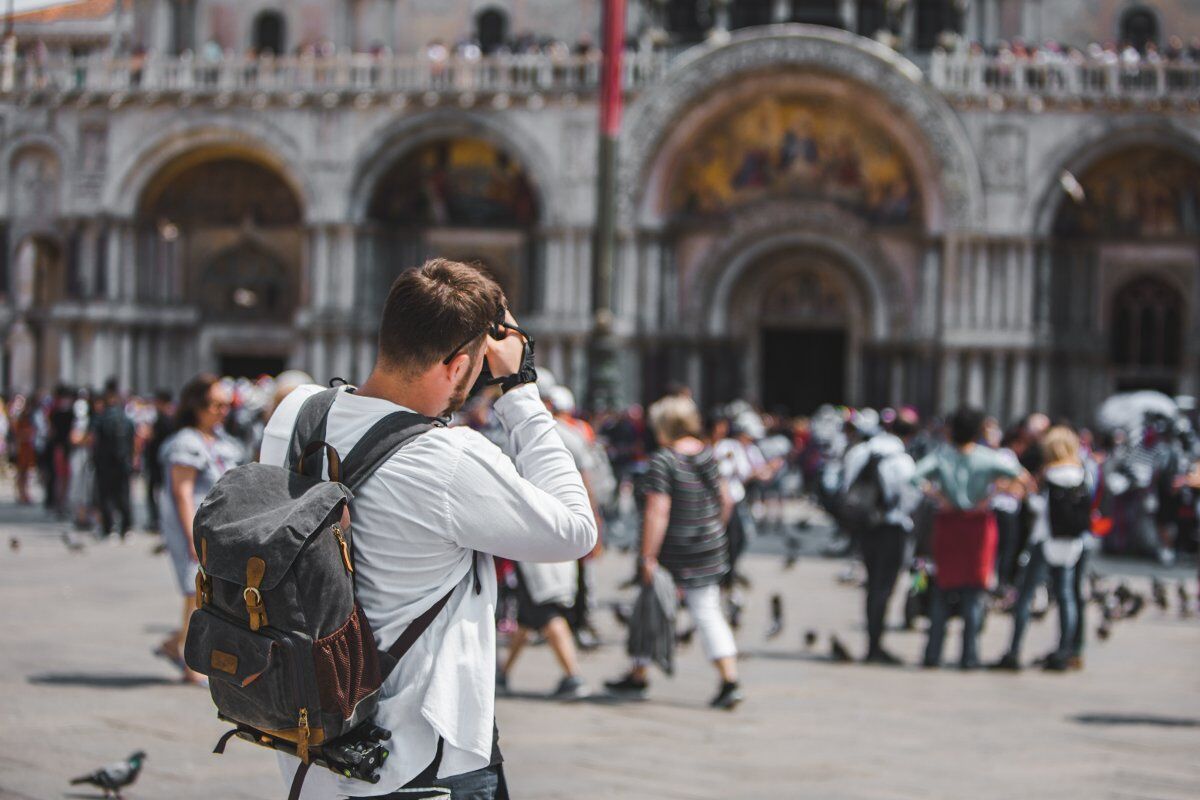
12, 148, 60, 222
77, 123, 108, 198
619, 26, 981, 230
982, 124, 1025, 191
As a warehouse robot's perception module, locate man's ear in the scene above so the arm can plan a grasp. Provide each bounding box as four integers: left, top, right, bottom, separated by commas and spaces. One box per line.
446, 350, 473, 383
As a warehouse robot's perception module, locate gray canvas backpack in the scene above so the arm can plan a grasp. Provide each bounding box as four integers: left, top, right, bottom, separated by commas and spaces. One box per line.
183, 388, 466, 797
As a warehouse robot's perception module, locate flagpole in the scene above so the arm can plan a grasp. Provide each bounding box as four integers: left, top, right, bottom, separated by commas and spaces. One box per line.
587, 0, 626, 412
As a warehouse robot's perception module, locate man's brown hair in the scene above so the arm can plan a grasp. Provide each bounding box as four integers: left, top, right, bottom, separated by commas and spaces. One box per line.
377, 258, 506, 376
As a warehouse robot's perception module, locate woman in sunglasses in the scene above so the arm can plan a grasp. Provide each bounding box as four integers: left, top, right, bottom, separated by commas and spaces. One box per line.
154, 373, 246, 684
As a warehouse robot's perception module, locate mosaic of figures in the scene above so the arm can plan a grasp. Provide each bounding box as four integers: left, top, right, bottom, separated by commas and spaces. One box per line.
1055, 147, 1200, 239
369, 138, 539, 228
669, 95, 920, 226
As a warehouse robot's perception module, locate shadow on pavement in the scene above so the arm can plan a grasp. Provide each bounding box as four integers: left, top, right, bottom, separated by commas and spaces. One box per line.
29, 672, 178, 689
1072, 713, 1200, 728
497, 689, 628, 705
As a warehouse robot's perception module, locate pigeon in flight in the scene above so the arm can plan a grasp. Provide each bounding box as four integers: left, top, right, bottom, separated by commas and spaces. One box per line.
70, 751, 146, 799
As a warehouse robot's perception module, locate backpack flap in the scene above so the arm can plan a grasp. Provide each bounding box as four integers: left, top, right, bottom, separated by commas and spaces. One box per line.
185, 609, 275, 689
194, 462, 352, 593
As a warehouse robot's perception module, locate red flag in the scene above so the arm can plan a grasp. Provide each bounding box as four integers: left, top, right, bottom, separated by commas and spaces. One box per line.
599, 0, 626, 138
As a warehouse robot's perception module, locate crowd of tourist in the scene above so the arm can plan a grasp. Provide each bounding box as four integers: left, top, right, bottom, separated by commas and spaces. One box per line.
6, 366, 1199, 696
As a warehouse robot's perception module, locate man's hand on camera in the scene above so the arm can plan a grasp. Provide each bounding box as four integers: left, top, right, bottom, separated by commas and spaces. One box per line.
485, 310, 525, 379
486, 310, 538, 393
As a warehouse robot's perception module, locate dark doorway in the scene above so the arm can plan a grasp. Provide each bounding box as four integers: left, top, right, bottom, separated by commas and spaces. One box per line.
1120, 6, 1158, 52
790, 0, 842, 28
730, 0, 775, 30
219, 354, 286, 379
665, 0, 710, 45
857, 0, 887, 37
476, 7, 508, 54
915, 0, 962, 50
252, 10, 286, 55
760, 327, 847, 415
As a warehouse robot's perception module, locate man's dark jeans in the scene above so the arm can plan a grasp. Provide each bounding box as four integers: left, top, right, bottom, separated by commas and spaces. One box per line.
923, 586, 985, 668
861, 523, 908, 655
96, 466, 133, 537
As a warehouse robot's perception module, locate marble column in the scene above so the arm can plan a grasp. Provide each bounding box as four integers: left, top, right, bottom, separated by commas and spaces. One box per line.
988, 351, 1007, 422
312, 226, 333, 311
1009, 353, 1030, 420
1034, 354, 1050, 412
838, 0, 856, 31
334, 224, 356, 312
310, 333, 328, 385
105, 223, 122, 302
966, 351, 985, 408
119, 327, 133, 390
58, 326, 74, 384
121, 223, 136, 302
974, 243, 989, 331
939, 350, 960, 414
355, 334, 374, 384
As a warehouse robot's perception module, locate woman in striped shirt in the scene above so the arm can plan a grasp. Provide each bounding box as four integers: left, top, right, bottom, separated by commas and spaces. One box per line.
605, 394, 741, 709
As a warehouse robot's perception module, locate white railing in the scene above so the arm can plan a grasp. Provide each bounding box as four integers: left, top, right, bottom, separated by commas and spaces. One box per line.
0, 51, 670, 96
930, 49, 1200, 104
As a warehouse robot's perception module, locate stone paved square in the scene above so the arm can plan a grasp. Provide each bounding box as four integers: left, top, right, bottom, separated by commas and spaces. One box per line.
1, 500, 1197, 800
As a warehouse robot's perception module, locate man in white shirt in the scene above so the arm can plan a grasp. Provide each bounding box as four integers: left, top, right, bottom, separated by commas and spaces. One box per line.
259, 259, 597, 799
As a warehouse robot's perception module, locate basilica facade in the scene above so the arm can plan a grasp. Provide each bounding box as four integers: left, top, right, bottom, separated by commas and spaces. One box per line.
2, 0, 1200, 424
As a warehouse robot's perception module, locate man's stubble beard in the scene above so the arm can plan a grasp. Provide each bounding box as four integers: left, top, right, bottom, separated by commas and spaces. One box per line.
441, 351, 481, 418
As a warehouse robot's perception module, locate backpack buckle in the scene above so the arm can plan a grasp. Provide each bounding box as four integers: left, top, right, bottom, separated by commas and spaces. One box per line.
244, 587, 267, 631
195, 566, 212, 607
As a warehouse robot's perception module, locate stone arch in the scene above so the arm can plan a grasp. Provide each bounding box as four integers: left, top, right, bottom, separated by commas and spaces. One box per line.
621, 25, 982, 232
688, 201, 907, 339
106, 120, 311, 221
1028, 119, 1200, 237
348, 109, 560, 227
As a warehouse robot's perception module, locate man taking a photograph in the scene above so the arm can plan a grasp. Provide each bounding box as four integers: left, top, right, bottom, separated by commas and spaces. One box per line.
259, 258, 597, 799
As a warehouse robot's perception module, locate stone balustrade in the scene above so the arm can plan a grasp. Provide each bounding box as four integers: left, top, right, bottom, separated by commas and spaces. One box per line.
0, 50, 669, 99
4, 47, 1198, 108
930, 48, 1200, 107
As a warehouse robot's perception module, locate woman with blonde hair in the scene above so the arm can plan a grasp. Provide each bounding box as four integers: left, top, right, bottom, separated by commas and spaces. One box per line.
605, 394, 741, 708
994, 425, 1092, 672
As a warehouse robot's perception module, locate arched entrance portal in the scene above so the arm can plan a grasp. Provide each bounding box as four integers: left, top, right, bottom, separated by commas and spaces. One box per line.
1110, 275, 1185, 395
364, 137, 540, 313
1048, 144, 1200, 411
135, 152, 304, 386
727, 249, 869, 415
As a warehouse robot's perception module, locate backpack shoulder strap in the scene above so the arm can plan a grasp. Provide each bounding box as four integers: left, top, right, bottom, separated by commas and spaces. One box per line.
285, 388, 341, 474
338, 410, 440, 492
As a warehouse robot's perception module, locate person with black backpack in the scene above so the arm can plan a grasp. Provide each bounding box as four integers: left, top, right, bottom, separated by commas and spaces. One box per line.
248, 259, 596, 799
839, 412, 919, 664
993, 425, 1093, 672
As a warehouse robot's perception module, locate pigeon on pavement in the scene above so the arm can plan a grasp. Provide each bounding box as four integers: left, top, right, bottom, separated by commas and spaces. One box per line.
62, 531, 87, 554
70, 751, 146, 799
8, 537, 18, 552
766, 594, 783, 639
829, 634, 854, 663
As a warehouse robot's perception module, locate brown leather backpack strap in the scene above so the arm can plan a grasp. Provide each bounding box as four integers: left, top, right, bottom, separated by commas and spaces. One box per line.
287, 761, 310, 800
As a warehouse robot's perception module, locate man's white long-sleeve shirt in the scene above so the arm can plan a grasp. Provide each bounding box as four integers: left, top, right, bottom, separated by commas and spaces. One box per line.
258, 383, 597, 798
